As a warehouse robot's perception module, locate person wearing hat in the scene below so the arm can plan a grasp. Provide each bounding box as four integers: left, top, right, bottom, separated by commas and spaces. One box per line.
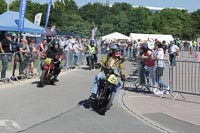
0, 33, 13, 79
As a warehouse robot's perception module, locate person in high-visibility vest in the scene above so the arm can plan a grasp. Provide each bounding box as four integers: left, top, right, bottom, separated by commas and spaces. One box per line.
86, 40, 98, 65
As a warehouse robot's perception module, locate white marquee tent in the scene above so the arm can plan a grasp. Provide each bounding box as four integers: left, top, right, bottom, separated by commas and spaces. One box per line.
101, 32, 130, 41
130, 33, 174, 42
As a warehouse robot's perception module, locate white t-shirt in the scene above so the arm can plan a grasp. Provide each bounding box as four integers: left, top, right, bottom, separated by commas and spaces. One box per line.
169, 44, 179, 54
154, 48, 165, 68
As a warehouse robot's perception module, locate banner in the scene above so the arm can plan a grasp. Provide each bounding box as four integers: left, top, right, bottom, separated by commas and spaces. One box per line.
92, 27, 98, 39
50, 25, 56, 31
18, 0, 28, 32
34, 13, 42, 26
45, 0, 52, 29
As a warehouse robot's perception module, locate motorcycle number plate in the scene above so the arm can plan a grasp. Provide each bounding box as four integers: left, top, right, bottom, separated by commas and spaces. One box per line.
108, 74, 118, 84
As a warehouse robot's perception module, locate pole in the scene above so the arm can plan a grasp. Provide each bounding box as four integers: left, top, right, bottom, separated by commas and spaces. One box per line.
7, 0, 10, 11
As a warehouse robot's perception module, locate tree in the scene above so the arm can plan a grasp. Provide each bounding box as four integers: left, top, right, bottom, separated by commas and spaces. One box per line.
128, 7, 153, 33
0, 0, 7, 14
191, 9, 200, 38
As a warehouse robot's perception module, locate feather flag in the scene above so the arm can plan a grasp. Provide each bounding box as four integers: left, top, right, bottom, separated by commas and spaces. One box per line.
92, 27, 98, 40
45, 0, 65, 30
34, 13, 42, 26
18, 0, 28, 32
44, 0, 52, 29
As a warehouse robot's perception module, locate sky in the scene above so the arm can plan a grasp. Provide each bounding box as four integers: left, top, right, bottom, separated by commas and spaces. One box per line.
33, 0, 199, 12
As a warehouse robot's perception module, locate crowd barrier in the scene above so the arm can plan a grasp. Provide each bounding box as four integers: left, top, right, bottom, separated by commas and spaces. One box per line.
0, 53, 13, 83
134, 58, 200, 100
0, 49, 87, 84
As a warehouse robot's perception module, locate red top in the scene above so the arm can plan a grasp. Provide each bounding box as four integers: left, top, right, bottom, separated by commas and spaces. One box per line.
144, 50, 155, 67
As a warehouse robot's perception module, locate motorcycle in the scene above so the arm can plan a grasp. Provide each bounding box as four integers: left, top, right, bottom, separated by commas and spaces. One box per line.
88, 54, 96, 70
39, 58, 60, 87
90, 65, 121, 115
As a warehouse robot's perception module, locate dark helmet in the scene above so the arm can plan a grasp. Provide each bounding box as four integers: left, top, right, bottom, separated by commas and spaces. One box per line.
90, 40, 95, 44
110, 43, 121, 57
52, 39, 60, 46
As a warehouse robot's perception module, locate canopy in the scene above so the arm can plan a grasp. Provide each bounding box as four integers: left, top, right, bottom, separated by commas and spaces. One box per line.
101, 32, 130, 41
130, 33, 174, 42
0, 11, 44, 34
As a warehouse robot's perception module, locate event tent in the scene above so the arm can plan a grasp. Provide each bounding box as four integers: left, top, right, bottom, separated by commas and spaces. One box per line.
101, 32, 130, 41
130, 33, 174, 42
0, 11, 44, 34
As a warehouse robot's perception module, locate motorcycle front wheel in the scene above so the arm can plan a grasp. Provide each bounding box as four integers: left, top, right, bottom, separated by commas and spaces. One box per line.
39, 70, 46, 87
97, 90, 114, 115
88, 56, 93, 70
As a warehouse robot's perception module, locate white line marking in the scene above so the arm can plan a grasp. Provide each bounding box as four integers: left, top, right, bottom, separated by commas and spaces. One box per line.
128, 96, 150, 98
0, 119, 20, 130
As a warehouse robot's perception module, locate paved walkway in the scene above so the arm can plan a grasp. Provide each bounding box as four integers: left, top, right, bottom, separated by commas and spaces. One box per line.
121, 60, 200, 133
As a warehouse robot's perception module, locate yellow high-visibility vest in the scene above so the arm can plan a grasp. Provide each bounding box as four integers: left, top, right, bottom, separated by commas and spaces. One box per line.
88, 45, 96, 54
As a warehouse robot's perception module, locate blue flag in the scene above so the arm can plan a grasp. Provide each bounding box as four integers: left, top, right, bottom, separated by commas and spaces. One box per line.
18, 0, 28, 32
45, 0, 52, 30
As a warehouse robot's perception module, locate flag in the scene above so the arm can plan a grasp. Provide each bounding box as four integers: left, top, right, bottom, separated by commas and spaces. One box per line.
34, 13, 42, 26
50, 25, 56, 31
91, 27, 98, 39
18, 0, 28, 32
45, 0, 53, 29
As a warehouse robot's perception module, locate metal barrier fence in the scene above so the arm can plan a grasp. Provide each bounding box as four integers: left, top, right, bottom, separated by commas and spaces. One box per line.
134, 58, 200, 99
0, 48, 87, 85
0, 53, 13, 83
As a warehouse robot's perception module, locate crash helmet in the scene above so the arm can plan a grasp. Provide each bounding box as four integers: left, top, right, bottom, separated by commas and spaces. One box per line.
90, 39, 95, 44
52, 39, 60, 46
110, 43, 121, 57
110, 43, 120, 51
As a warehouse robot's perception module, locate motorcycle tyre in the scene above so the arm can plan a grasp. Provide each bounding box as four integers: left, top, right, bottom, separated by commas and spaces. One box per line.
40, 70, 46, 87
88, 56, 92, 70
97, 91, 114, 115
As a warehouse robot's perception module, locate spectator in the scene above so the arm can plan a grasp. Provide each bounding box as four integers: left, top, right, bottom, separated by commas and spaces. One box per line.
139, 43, 156, 87
1, 33, 13, 79
153, 42, 169, 95
168, 40, 179, 66
18, 38, 29, 76
24, 39, 37, 78
63, 38, 70, 69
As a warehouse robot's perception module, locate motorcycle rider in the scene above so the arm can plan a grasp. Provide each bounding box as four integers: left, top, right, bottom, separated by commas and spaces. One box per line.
89, 43, 126, 101
86, 40, 98, 66
45, 39, 63, 82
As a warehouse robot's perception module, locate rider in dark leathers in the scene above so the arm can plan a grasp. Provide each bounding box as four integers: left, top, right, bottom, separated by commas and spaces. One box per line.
46, 39, 63, 82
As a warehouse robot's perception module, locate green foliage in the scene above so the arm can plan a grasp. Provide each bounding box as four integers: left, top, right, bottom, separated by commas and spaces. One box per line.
0, 0, 7, 14
0, 1, 199, 40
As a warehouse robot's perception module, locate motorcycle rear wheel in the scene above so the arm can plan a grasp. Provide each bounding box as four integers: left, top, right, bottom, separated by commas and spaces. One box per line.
40, 70, 46, 87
